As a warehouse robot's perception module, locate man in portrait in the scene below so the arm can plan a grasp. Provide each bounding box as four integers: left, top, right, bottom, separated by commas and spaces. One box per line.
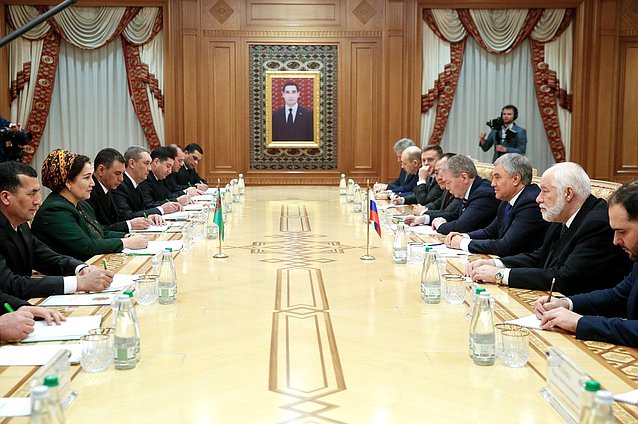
272, 81, 314, 142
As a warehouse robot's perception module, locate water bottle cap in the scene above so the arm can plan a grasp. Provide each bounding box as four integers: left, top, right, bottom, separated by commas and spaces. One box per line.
594, 390, 613, 404
43, 375, 59, 387
123, 290, 134, 298
584, 380, 601, 391
239, 174, 243, 177
476, 288, 486, 295
30, 385, 49, 399
340, 174, 345, 177
165, 248, 173, 252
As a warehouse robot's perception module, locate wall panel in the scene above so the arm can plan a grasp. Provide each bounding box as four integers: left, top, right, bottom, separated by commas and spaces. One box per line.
616, 40, 638, 180
350, 43, 377, 173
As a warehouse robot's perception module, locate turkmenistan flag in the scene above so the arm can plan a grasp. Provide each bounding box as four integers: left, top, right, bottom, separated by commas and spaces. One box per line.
213, 194, 224, 241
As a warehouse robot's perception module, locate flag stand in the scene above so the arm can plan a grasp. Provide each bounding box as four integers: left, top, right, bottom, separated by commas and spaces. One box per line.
213, 178, 228, 258
361, 179, 375, 261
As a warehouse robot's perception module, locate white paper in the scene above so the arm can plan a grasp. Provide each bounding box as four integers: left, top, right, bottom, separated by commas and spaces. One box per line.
0, 398, 30, 417
378, 203, 406, 210
205, 188, 223, 195
41, 293, 118, 307
100, 274, 140, 292
0, 343, 82, 366
614, 389, 638, 405
123, 240, 183, 255
183, 204, 204, 211
190, 194, 214, 202
130, 224, 169, 233
408, 225, 438, 236
431, 246, 471, 256
163, 211, 189, 221
505, 314, 542, 330
23, 315, 102, 343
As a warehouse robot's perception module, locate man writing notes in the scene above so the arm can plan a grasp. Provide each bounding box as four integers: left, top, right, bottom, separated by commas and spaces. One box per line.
0, 161, 113, 299
535, 181, 638, 347
479, 105, 527, 163
271, 81, 314, 142
445, 154, 548, 257
468, 162, 632, 296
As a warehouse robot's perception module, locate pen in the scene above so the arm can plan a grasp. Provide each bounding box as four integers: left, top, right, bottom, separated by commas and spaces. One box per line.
547, 277, 556, 303
3, 303, 14, 313
102, 259, 108, 270
144, 212, 148, 218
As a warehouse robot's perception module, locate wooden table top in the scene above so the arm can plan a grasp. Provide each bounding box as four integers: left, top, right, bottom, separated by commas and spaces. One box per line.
2, 186, 638, 423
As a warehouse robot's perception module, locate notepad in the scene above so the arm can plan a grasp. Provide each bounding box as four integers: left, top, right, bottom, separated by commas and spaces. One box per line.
190, 194, 214, 202
0, 344, 82, 365
614, 389, 638, 405
0, 398, 30, 417
41, 293, 118, 307
408, 225, 438, 236
183, 204, 204, 211
163, 211, 189, 221
99, 274, 140, 292
23, 315, 102, 343
130, 224, 169, 233
430, 246, 471, 256
505, 314, 542, 330
123, 240, 183, 255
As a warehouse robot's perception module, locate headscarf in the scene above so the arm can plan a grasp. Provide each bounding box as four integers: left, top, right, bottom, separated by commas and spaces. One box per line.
41, 149, 78, 193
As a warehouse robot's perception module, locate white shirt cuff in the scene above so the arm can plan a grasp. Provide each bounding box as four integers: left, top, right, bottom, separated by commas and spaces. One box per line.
460, 238, 471, 252
502, 268, 511, 285
493, 259, 505, 268
75, 264, 88, 274
421, 215, 431, 225
157, 206, 165, 215
63, 276, 77, 294
566, 298, 574, 310
416, 180, 426, 186
126, 220, 132, 231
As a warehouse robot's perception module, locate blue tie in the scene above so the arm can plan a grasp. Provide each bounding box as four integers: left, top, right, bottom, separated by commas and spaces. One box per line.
505, 203, 512, 220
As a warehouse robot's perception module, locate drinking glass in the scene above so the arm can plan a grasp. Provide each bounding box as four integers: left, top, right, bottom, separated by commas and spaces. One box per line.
80, 334, 111, 373
135, 275, 159, 306
442, 274, 466, 304
500, 328, 530, 367
495, 323, 522, 360
407, 242, 425, 264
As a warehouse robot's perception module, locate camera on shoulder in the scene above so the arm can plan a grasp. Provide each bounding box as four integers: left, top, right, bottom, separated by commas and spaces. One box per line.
0, 127, 33, 162
485, 117, 504, 131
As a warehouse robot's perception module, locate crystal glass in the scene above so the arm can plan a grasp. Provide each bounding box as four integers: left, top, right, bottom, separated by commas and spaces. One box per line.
495, 323, 522, 360
442, 274, 466, 304
80, 334, 111, 373
89, 327, 115, 363
135, 275, 159, 306
407, 242, 425, 264
500, 328, 530, 368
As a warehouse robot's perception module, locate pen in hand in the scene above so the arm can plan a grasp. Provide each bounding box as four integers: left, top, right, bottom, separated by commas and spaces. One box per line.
4, 303, 15, 313
547, 277, 556, 303
102, 259, 108, 270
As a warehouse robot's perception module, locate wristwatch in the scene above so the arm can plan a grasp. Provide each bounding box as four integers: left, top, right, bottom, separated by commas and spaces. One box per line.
494, 271, 504, 286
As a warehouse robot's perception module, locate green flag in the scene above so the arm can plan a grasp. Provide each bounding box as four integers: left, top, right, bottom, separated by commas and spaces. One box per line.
213, 195, 224, 241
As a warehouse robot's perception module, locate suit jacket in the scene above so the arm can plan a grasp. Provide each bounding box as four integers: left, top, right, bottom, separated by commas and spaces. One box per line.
480, 123, 527, 163
31, 192, 125, 262
112, 174, 162, 221
572, 263, 638, 347
502, 194, 633, 295
86, 176, 128, 232
430, 177, 500, 235
387, 169, 418, 197
403, 176, 443, 206
466, 184, 548, 257
0, 211, 82, 299
424, 189, 461, 214
166, 172, 188, 194
272, 105, 314, 141
174, 166, 205, 188
139, 172, 176, 208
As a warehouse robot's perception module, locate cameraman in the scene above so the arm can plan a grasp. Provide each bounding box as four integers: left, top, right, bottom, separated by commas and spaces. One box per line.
479, 105, 527, 163
0, 115, 29, 163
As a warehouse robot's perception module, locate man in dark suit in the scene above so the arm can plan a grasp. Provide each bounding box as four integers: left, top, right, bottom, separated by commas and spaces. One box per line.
88, 148, 162, 232
113, 146, 182, 221
479, 104, 527, 163
165, 144, 204, 198
0, 161, 113, 299
418, 154, 462, 216
534, 181, 638, 347
374, 138, 417, 200
174, 143, 208, 190
445, 154, 548, 257
392, 144, 443, 206
468, 162, 633, 296
404, 154, 499, 235
139, 147, 190, 208
271, 81, 314, 142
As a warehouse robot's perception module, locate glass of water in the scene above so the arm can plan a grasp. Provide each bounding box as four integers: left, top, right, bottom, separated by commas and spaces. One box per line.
80, 334, 111, 373
135, 275, 159, 306
442, 274, 466, 305
500, 328, 530, 367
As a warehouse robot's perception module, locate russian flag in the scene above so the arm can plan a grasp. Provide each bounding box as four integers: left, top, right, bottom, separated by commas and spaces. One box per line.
369, 194, 382, 238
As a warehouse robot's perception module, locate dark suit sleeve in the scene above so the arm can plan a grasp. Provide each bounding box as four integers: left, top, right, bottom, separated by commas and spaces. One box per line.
504, 218, 619, 294
480, 129, 497, 152
388, 173, 418, 195
0, 253, 65, 299
0, 292, 30, 312
572, 265, 638, 346
467, 200, 546, 257
506, 128, 527, 155
415, 182, 442, 206
425, 197, 462, 216
139, 181, 166, 208
112, 188, 161, 221
435, 191, 499, 235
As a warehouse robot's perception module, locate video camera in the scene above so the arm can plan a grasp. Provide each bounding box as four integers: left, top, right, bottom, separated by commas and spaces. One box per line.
0, 127, 32, 162
485, 117, 504, 131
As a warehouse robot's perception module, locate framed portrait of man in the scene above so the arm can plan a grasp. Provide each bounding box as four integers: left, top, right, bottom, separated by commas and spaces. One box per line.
265, 71, 320, 148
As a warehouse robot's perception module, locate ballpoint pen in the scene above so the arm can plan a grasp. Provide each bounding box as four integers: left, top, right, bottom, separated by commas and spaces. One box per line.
547, 277, 556, 303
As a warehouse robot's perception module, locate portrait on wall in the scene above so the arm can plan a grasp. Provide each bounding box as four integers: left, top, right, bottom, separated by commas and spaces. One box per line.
265, 71, 320, 148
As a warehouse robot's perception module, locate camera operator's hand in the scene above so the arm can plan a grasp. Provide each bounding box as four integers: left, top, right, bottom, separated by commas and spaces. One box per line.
9, 123, 20, 131
479, 131, 486, 145
495, 145, 507, 153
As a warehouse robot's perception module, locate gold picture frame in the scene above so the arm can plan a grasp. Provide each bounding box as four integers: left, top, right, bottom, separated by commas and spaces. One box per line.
265, 71, 320, 148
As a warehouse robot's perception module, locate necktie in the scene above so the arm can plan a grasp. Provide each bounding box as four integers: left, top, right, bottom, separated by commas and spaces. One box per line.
287, 108, 293, 125
505, 203, 512, 220
461, 198, 468, 213
560, 224, 567, 238
443, 192, 453, 208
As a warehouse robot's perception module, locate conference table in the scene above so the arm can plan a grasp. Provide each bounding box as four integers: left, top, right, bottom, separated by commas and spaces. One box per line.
2, 186, 638, 423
